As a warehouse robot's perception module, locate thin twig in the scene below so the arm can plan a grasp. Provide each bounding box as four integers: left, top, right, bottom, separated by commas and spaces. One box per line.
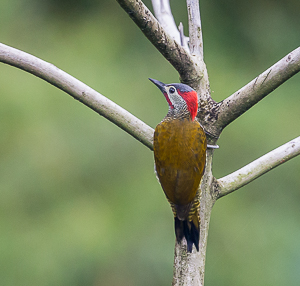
178, 22, 189, 51
214, 47, 300, 133
0, 43, 154, 150
217, 136, 300, 198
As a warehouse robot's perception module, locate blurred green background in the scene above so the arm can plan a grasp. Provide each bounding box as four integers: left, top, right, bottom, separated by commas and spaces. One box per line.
0, 0, 299, 285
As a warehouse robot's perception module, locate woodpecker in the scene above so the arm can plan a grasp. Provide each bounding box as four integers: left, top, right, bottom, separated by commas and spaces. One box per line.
150, 78, 207, 253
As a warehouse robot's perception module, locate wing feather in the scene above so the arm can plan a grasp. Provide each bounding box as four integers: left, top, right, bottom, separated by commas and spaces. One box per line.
153, 118, 206, 206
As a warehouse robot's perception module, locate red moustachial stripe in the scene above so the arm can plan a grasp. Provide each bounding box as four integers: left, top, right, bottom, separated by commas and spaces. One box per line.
163, 92, 174, 109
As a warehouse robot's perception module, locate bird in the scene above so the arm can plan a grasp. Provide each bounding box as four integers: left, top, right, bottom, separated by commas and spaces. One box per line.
150, 78, 207, 253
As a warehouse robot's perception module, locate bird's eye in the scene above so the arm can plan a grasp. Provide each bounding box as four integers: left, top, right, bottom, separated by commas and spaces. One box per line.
169, 87, 175, 94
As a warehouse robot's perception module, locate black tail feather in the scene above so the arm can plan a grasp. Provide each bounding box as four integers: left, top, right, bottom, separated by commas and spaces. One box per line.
190, 221, 200, 251
174, 217, 200, 253
175, 217, 184, 242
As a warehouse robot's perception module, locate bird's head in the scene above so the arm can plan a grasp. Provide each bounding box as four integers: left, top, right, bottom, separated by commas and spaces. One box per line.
149, 78, 198, 121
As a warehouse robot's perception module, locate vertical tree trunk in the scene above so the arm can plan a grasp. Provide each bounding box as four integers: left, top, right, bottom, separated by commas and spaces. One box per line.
172, 148, 217, 285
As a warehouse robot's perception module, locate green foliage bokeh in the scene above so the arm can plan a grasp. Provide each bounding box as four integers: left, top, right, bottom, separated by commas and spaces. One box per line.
0, 0, 299, 285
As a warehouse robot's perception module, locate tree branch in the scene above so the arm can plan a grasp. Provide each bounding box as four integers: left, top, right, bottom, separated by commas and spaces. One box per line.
214, 47, 300, 133
151, 0, 185, 48
0, 43, 154, 150
116, 0, 202, 88
152, 0, 190, 51
217, 136, 300, 198
186, 0, 203, 59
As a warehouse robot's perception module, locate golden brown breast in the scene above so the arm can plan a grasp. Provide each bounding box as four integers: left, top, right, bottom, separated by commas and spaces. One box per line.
153, 118, 207, 206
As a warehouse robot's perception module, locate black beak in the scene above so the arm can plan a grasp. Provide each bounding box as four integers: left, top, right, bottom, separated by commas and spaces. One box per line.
149, 78, 166, 93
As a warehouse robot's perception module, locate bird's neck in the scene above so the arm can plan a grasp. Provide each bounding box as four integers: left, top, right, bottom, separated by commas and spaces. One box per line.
165, 106, 192, 121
